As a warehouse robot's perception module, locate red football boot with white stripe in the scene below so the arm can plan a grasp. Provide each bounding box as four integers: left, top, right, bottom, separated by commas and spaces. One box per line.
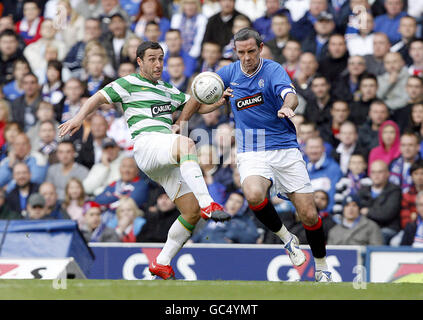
201, 202, 231, 222
149, 259, 175, 280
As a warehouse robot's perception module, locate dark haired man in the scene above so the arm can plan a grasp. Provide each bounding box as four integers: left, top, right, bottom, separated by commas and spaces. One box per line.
178, 28, 333, 282
58, 41, 233, 280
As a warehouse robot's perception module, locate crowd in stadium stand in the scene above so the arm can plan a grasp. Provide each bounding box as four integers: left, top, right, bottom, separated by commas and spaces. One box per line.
0, 0, 423, 247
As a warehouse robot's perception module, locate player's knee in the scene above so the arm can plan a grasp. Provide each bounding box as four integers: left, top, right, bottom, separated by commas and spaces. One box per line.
244, 187, 266, 206
178, 136, 197, 155
298, 205, 319, 226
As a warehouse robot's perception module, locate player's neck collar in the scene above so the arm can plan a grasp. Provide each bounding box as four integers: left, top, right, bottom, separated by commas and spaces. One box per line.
240, 58, 263, 78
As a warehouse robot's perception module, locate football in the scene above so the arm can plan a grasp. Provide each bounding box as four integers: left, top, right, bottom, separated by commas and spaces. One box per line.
191, 71, 225, 105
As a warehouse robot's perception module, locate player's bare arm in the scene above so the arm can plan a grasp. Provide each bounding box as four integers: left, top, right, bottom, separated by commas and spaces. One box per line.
173, 88, 234, 133
277, 92, 298, 119
58, 91, 108, 137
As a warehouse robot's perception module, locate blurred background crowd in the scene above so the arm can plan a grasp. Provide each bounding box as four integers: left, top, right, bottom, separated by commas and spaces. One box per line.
0, 0, 423, 248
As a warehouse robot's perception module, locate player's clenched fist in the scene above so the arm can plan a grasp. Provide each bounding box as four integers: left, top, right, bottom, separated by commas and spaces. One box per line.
277, 107, 295, 119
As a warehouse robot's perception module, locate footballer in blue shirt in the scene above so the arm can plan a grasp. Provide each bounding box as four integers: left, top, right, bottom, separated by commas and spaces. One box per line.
178, 28, 332, 282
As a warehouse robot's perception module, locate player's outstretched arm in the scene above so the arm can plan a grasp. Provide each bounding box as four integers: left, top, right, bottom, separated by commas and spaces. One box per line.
58, 91, 108, 137
277, 92, 298, 119
197, 87, 234, 114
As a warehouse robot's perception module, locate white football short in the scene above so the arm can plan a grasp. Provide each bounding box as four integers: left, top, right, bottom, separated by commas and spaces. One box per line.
133, 132, 192, 201
237, 148, 313, 198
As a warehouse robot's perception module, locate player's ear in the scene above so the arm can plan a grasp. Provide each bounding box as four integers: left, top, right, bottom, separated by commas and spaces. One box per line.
136, 57, 143, 68
258, 42, 264, 54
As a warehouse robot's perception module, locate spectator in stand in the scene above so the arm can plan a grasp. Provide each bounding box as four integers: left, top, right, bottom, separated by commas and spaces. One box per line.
27, 102, 59, 153
190, 108, 224, 146
40, 60, 64, 106
408, 39, 423, 78
82, 53, 114, 96
131, 0, 170, 43
46, 140, 89, 201
390, 16, 418, 66
222, 14, 251, 61
364, 32, 390, 76
81, 40, 116, 80
357, 100, 390, 158
400, 160, 423, 230
0, 121, 23, 162
120, 34, 143, 70
54, 0, 85, 52
0, 30, 24, 85
136, 191, 180, 243
0, 187, 21, 219
54, 78, 84, 125
281, 39, 302, 80
15, 1, 43, 46
301, 11, 335, 62
161, 29, 196, 82
10, 72, 42, 132
5, 162, 39, 216
202, 0, 242, 50
22, 18, 67, 76
327, 193, 384, 245
167, 55, 189, 93
213, 122, 235, 169
143, 21, 164, 47
2, 58, 30, 102
198, 144, 228, 205
305, 136, 343, 212
318, 100, 350, 149
0, 101, 8, 153
80, 201, 120, 243
113, 197, 146, 243
333, 153, 372, 218
317, 33, 349, 85
0, 132, 47, 192
76, 113, 109, 169
291, 0, 328, 42
408, 104, 423, 141
75, 0, 103, 19
196, 41, 222, 74
25, 193, 50, 220
358, 160, 402, 244
170, 0, 208, 59
265, 13, 292, 65
401, 190, 423, 247
346, 12, 374, 57
117, 61, 136, 78
389, 132, 421, 193
95, 157, 149, 216
331, 55, 366, 102
377, 52, 410, 111
63, 18, 103, 79
190, 191, 259, 244
291, 52, 319, 104
331, 121, 367, 174
392, 76, 423, 133
103, 13, 134, 73
297, 120, 333, 159
83, 137, 125, 196
368, 120, 401, 170
62, 177, 86, 229
373, 0, 407, 45
303, 74, 333, 128
99, 0, 130, 35
39, 182, 68, 219
37, 120, 59, 165
348, 73, 378, 127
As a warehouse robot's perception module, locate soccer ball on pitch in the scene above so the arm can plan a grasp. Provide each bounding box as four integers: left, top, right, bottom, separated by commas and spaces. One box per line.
191, 71, 225, 105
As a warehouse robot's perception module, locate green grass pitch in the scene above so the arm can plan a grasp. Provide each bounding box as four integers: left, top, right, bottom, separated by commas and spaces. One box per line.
0, 280, 422, 300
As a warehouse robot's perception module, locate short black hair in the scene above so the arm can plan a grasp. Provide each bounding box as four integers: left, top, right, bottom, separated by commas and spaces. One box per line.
234, 27, 263, 48
359, 72, 378, 86
0, 29, 18, 40
58, 139, 76, 151
136, 41, 164, 60
411, 159, 423, 175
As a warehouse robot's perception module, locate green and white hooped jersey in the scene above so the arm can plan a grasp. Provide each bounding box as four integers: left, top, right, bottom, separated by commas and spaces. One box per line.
100, 73, 190, 140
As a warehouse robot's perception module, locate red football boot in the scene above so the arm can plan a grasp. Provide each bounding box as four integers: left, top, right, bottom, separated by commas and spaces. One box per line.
149, 259, 175, 280
201, 202, 231, 221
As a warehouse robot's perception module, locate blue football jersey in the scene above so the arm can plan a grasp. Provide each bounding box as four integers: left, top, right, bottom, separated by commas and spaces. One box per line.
217, 58, 299, 153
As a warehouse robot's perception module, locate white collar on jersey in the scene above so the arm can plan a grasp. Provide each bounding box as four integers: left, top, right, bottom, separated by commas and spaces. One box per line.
240, 58, 263, 78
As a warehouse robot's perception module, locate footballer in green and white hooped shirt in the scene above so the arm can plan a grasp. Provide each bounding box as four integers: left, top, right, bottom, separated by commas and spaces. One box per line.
58, 41, 233, 280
